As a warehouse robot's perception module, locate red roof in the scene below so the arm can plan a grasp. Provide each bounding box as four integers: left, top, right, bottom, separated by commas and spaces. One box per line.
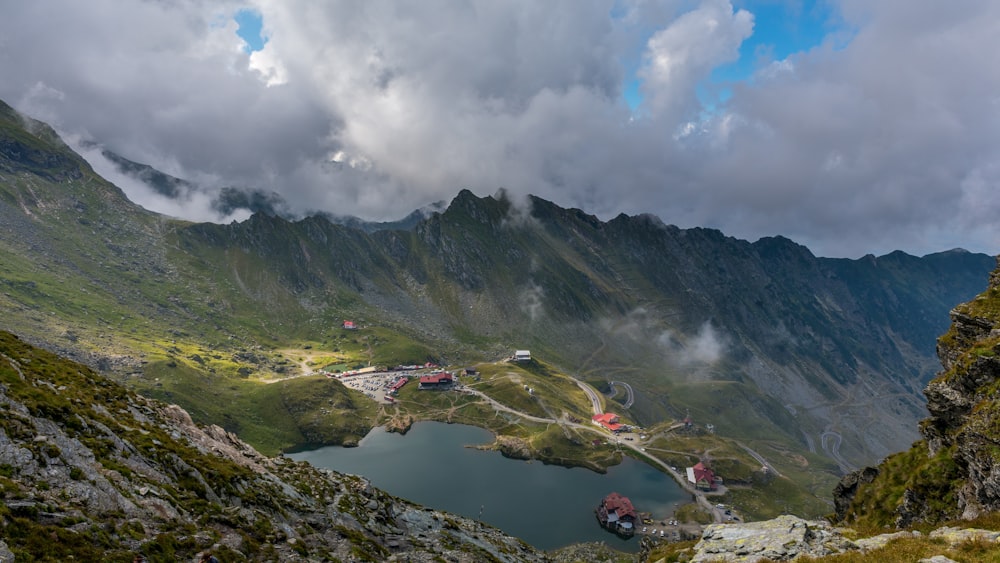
601, 492, 637, 521
390, 378, 408, 391
692, 461, 715, 484
592, 413, 622, 431
419, 372, 453, 385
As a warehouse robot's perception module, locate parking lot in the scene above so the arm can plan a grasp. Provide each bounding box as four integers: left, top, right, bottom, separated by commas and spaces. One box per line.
332, 370, 409, 403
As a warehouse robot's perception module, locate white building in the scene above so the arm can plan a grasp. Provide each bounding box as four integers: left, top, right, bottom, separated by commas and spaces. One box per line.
514, 350, 531, 362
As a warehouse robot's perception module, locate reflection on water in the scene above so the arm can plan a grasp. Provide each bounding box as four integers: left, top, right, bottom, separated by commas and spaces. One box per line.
288, 422, 686, 551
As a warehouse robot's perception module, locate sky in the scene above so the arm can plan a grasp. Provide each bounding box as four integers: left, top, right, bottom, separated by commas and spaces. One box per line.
1, 1, 998, 258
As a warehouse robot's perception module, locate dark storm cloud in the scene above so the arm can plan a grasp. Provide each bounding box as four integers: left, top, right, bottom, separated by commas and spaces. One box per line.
0, 0, 997, 257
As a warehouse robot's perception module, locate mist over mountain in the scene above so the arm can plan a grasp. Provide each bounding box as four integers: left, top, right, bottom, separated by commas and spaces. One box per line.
0, 98, 994, 480
85, 143, 452, 236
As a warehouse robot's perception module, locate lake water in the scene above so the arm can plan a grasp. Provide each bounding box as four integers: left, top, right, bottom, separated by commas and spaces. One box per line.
287, 422, 687, 551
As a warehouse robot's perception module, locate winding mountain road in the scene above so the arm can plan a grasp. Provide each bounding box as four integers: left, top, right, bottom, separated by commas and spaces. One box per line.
738, 442, 782, 478
459, 387, 554, 424
575, 378, 603, 415
609, 380, 635, 409
821, 430, 854, 474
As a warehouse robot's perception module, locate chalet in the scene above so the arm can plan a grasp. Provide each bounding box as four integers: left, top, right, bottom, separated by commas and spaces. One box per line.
686, 461, 718, 491
596, 492, 637, 536
591, 413, 623, 433
513, 350, 531, 362
342, 320, 357, 330
418, 372, 454, 389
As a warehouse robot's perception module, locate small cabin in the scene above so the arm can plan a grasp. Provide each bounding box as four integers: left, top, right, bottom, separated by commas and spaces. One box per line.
513, 350, 531, 362
686, 461, 718, 491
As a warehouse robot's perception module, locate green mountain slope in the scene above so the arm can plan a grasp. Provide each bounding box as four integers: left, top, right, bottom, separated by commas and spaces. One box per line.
0, 99, 994, 494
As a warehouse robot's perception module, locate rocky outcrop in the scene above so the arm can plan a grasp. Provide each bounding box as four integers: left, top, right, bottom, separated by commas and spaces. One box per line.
833, 256, 1000, 528
490, 435, 533, 461
924, 309, 1000, 456
690, 515, 858, 562
385, 412, 415, 434
921, 257, 1000, 521
687, 516, 1000, 562
832, 466, 879, 522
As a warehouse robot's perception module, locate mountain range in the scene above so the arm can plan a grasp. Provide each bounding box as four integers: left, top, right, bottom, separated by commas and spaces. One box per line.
0, 97, 995, 495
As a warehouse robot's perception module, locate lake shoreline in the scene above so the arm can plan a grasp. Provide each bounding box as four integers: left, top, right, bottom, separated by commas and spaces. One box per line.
288, 421, 688, 552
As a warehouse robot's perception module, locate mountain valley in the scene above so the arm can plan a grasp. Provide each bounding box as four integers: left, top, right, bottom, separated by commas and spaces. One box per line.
2, 98, 1000, 560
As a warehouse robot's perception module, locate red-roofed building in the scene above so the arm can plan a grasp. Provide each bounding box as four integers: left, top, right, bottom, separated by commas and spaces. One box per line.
686, 461, 718, 491
342, 320, 356, 330
389, 378, 408, 394
591, 413, 623, 433
418, 372, 453, 388
596, 492, 637, 536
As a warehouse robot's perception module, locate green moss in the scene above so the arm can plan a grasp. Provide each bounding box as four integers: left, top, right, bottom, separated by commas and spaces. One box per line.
3, 515, 133, 562
335, 525, 389, 561
842, 441, 963, 531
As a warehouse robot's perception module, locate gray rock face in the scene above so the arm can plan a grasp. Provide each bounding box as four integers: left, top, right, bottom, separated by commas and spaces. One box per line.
924, 309, 1000, 456
920, 257, 1000, 521
689, 517, 1000, 562
690, 515, 858, 562
832, 465, 879, 522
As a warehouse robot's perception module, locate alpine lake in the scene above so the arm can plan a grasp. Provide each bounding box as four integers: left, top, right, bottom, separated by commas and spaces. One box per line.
288, 422, 687, 552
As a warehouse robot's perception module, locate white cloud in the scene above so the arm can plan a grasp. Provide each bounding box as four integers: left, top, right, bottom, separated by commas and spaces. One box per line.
70, 137, 252, 224
0, 0, 998, 257
657, 322, 726, 366
518, 282, 546, 322
639, 0, 753, 120
248, 46, 288, 86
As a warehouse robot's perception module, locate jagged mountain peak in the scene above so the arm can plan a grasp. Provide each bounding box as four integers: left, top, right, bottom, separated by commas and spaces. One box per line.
439, 188, 511, 224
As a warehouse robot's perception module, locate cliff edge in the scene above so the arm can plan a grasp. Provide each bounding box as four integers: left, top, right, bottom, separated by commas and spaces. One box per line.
834, 256, 1000, 528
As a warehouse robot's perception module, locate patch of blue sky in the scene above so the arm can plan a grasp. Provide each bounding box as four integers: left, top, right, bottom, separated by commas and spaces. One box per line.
623, 77, 644, 114
234, 8, 266, 54
620, 0, 850, 114
709, 0, 844, 88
